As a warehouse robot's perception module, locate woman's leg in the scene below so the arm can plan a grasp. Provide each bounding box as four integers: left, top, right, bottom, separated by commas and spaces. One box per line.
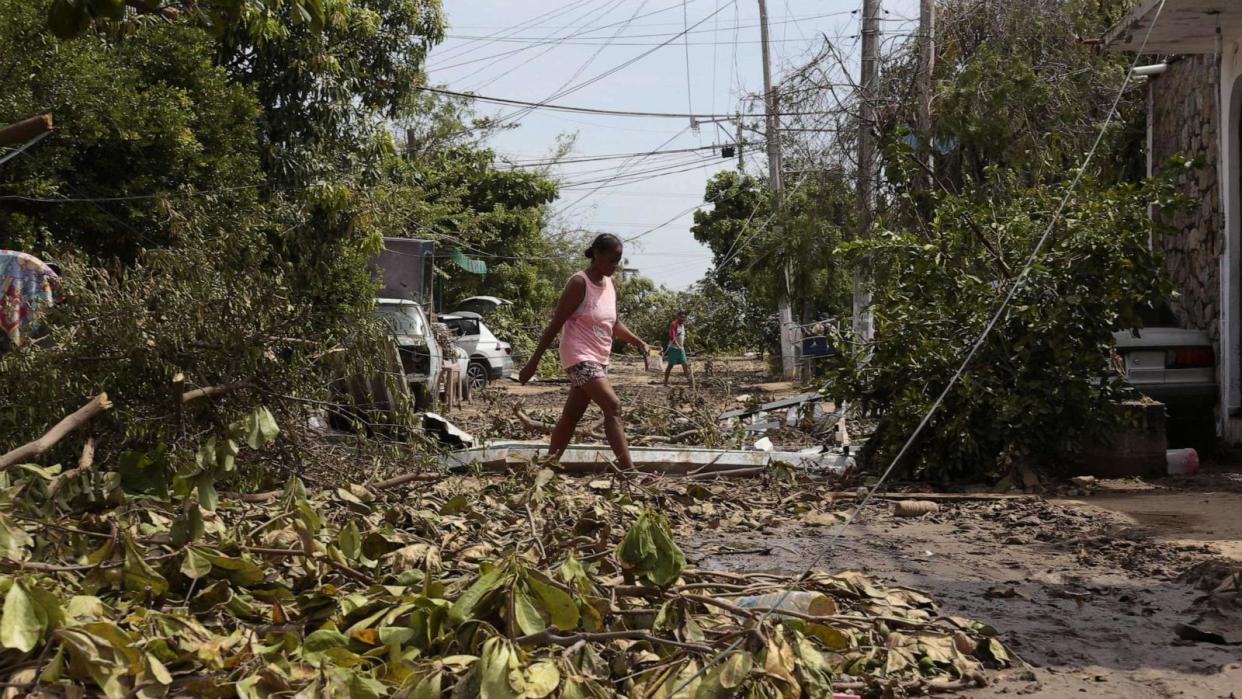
579, 378, 634, 470
662, 359, 674, 386
548, 386, 591, 459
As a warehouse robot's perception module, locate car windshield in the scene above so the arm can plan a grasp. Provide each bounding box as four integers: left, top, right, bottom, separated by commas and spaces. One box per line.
376, 305, 425, 337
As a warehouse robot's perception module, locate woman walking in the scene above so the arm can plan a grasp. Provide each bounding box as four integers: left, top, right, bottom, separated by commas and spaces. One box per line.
519, 234, 649, 469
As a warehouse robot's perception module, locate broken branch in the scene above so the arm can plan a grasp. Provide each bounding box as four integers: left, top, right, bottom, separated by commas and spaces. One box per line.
515, 628, 713, 654
0, 394, 112, 471
0, 114, 52, 148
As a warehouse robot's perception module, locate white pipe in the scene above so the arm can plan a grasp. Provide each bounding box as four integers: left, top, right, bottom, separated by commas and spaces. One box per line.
1131, 63, 1169, 77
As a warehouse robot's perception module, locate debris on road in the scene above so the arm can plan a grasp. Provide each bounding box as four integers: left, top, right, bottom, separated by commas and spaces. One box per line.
893, 500, 941, 517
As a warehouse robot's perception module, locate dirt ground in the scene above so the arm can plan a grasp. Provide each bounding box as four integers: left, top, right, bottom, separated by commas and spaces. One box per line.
452, 357, 1242, 698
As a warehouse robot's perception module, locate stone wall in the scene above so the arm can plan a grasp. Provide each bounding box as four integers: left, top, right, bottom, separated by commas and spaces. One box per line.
1150, 55, 1223, 347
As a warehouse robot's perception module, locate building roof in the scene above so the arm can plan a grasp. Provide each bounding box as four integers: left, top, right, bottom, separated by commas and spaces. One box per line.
1106, 0, 1242, 54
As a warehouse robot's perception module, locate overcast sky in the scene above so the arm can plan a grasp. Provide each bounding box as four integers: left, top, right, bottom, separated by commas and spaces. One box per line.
429, 0, 920, 289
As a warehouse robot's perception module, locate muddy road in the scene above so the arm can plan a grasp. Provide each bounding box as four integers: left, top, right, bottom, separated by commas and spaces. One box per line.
452, 356, 1242, 698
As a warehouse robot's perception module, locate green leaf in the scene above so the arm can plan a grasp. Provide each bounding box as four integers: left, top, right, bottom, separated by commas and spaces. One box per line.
197, 549, 266, 587
449, 566, 507, 625
123, 540, 169, 598
616, 510, 685, 587
409, 671, 442, 699
513, 587, 545, 636
303, 628, 350, 666
0, 513, 33, 560
523, 661, 560, 699
180, 548, 213, 580
523, 570, 579, 631
197, 475, 219, 513
243, 407, 280, 449
378, 627, 414, 647
719, 651, 753, 688
1, 581, 47, 652
303, 0, 325, 33
439, 494, 469, 515
337, 522, 362, 561
476, 637, 520, 699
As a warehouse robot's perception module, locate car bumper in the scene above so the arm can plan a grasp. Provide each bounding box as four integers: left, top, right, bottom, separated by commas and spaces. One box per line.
490, 356, 513, 380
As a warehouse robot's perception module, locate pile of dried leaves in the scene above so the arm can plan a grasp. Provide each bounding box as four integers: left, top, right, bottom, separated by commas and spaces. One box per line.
0, 409, 1010, 698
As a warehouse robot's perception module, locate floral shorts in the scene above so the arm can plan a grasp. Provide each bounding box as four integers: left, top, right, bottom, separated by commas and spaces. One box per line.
566, 361, 608, 388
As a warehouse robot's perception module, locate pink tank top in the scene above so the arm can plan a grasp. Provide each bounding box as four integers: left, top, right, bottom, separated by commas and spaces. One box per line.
559, 270, 617, 369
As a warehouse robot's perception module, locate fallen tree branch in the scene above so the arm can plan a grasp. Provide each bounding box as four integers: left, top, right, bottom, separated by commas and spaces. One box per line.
0, 114, 52, 147
47, 438, 96, 497
515, 628, 713, 654
827, 491, 1038, 502
0, 394, 112, 471
181, 383, 250, 404
370, 471, 447, 490
227, 471, 447, 504
513, 404, 605, 439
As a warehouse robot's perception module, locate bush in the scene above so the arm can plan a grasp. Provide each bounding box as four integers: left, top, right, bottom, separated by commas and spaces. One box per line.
825, 169, 1185, 481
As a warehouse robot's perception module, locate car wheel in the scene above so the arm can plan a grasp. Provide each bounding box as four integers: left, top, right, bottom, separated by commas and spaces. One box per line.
467, 360, 490, 393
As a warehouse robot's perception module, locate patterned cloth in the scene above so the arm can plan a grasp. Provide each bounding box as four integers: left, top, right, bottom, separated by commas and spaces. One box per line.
1, 251, 61, 348
566, 361, 608, 388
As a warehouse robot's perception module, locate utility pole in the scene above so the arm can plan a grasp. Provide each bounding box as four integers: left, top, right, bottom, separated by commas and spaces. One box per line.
736, 112, 745, 171
916, 0, 935, 186
853, 0, 880, 347
758, 0, 797, 380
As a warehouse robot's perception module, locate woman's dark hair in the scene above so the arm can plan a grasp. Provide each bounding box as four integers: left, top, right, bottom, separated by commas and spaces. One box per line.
585, 233, 622, 260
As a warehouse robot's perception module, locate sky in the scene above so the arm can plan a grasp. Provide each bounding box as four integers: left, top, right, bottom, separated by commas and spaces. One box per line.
428, 0, 920, 290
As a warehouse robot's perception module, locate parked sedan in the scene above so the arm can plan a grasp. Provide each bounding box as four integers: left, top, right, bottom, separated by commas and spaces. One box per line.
1112, 302, 1216, 447
440, 311, 513, 392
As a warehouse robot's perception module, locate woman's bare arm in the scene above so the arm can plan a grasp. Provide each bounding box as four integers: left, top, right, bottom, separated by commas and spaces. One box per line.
519, 276, 586, 383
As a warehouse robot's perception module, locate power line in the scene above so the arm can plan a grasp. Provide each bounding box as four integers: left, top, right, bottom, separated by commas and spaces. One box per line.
429, 0, 704, 72
430, 0, 602, 64
443, 9, 860, 41
503, 142, 749, 167
491, 0, 652, 123
467, 0, 626, 91
438, 35, 862, 47
416, 86, 853, 119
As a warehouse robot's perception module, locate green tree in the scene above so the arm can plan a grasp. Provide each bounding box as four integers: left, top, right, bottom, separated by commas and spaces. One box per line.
0, 0, 263, 261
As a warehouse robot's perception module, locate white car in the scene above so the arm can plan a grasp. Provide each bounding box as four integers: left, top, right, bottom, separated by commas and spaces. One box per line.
441, 311, 514, 392
1112, 302, 1216, 447
375, 298, 442, 410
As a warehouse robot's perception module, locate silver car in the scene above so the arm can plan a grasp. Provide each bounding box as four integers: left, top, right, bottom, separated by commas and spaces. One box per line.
1112, 303, 1216, 445
440, 311, 513, 392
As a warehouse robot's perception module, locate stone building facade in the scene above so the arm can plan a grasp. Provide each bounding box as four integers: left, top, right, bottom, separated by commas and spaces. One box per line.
1150, 54, 1223, 347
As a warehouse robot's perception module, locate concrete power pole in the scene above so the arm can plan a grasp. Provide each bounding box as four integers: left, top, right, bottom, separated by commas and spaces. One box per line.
758, 0, 798, 380
853, 0, 880, 347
